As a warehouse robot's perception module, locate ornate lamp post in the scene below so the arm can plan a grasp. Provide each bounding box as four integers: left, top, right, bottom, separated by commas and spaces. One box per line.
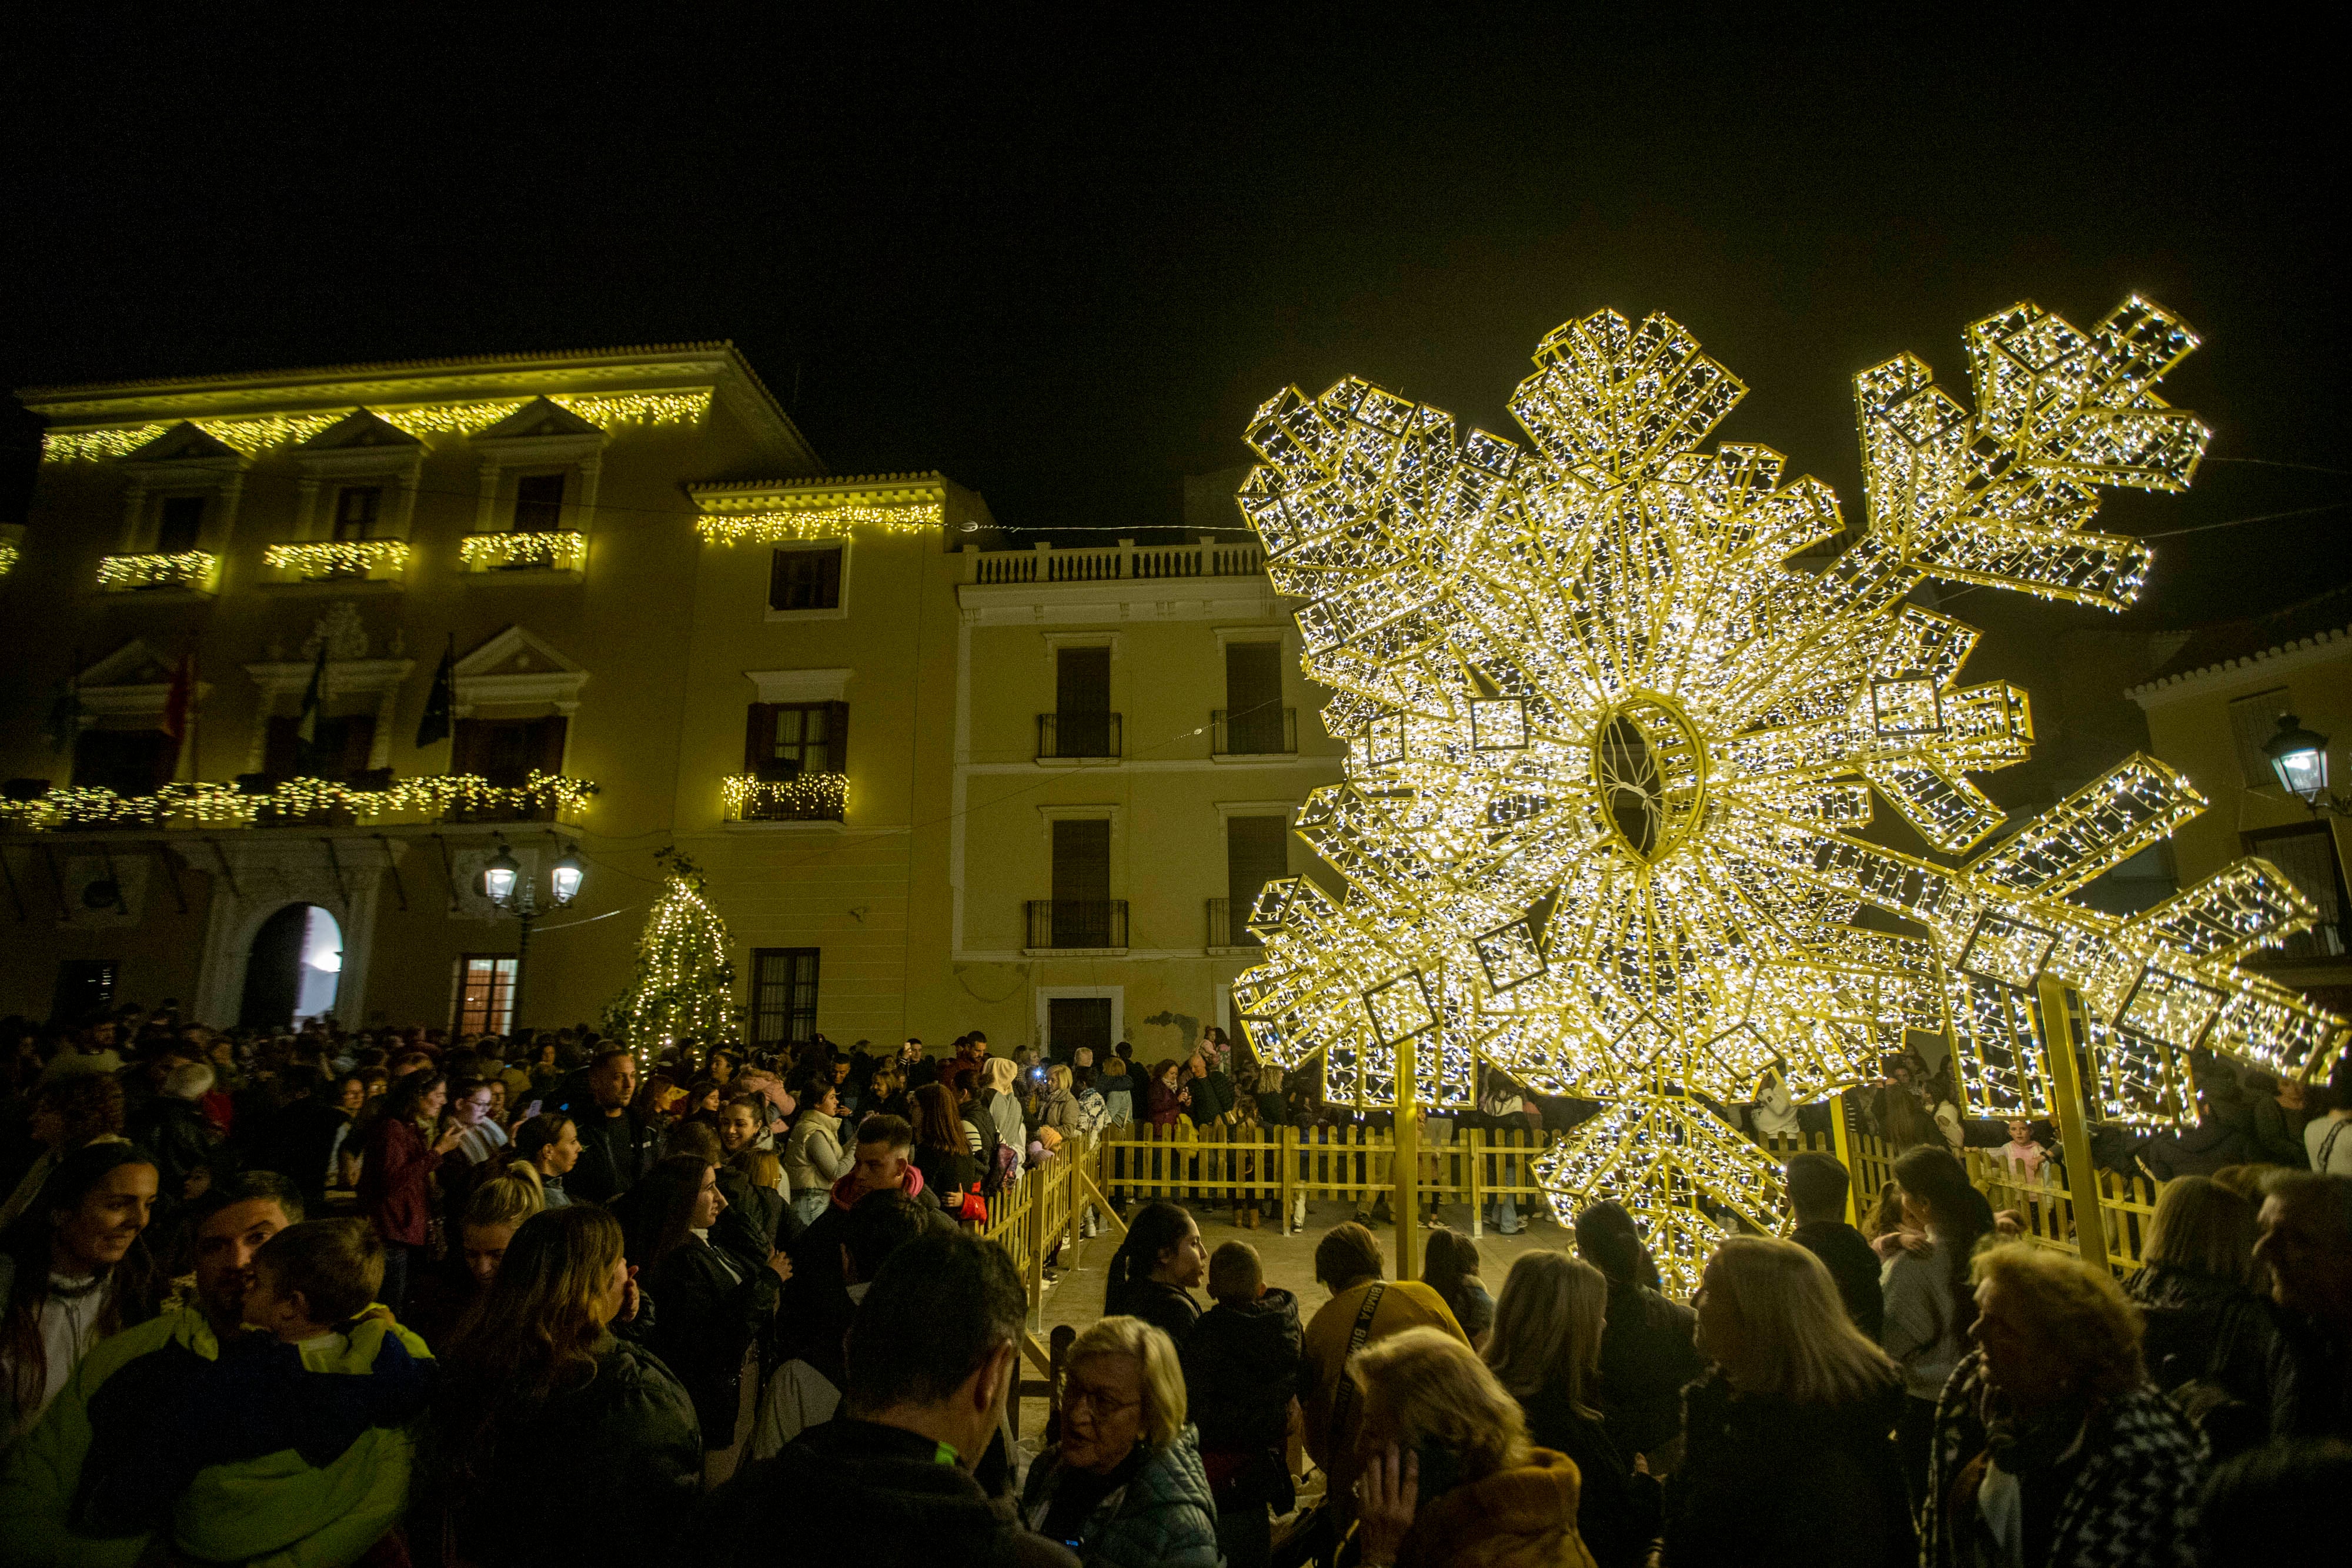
2266, 714, 2348, 816
485, 839, 583, 1030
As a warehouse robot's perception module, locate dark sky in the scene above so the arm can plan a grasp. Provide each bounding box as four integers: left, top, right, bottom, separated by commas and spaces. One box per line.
6, 11, 2347, 624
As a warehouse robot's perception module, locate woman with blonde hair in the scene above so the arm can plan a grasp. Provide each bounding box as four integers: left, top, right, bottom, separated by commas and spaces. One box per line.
976, 1055, 1028, 1182
1922, 1242, 2201, 1568
2121, 1173, 2281, 1453
1665, 1236, 1912, 1568
1020, 1315, 1218, 1566
1482, 1252, 1660, 1568
1348, 1325, 1598, 1568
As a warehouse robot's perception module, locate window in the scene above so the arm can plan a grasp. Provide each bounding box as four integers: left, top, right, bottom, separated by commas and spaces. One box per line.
752, 948, 820, 1045
265, 714, 377, 784
332, 486, 382, 541
1222, 641, 1290, 753
2228, 688, 2296, 790
452, 716, 568, 790
1227, 814, 1290, 926
513, 474, 566, 533
453, 955, 517, 1034
2243, 823, 2347, 957
155, 496, 205, 554
1053, 646, 1113, 757
1050, 817, 1114, 947
52, 959, 118, 1025
72, 728, 173, 797
744, 701, 847, 781
769, 546, 844, 612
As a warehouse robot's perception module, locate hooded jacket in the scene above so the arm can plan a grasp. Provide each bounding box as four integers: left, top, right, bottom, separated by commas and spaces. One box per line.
783, 1109, 854, 1193
1179, 1287, 1302, 1511
0, 1305, 424, 1568
1021, 1423, 1221, 1568
1663, 1368, 1914, 1568
1395, 1447, 1599, 1568
686, 1415, 1077, 1568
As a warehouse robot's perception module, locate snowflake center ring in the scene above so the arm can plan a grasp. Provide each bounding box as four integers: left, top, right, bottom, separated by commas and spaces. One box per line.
1590, 691, 1709, 867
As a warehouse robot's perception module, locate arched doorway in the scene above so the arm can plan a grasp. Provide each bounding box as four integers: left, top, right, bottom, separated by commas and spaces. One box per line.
239, 903, 343, 1029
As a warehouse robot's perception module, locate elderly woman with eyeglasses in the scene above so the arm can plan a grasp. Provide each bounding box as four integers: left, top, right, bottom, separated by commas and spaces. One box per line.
1021, 1315, 1219, 1567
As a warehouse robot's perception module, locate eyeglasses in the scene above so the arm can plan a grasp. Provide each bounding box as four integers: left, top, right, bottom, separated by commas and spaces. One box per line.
1063, 1385, 1143, 1418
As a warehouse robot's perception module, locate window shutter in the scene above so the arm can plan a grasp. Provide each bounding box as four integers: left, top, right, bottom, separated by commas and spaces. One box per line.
531, 716, 570, 779
1227, 814, 1291, 913
265, 717, 302, 781
824, 701, 850, 775
1051, 818, 1112, 904
769, 551, 795, 611
745, 703, 778, 775
338, 716, 377, 780
1057, 647, 1110, 716
450, 719, 489, 778
815, 546, 843, 609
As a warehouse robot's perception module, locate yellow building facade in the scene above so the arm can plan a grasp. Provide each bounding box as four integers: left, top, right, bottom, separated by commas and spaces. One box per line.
2127, 587, 2352, 1004
0, 347, 1342, 1058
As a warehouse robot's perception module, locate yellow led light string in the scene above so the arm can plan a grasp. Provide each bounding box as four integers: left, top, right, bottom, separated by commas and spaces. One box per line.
1228, 297, 2346, 1295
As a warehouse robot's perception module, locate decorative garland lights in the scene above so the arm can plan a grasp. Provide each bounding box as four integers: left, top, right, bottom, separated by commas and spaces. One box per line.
695, 501, 943, 545
719, 771, 849, 821
95, 552, 217, 591
0, 772, 598, 832
262, 539, 413, 579
1227, 298, 2346, 1294
41, 390, 713, 463
0, 540, 18, 577
457, 531, 587, 571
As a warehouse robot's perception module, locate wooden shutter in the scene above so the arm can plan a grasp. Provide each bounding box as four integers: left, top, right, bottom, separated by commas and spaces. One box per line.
814, 546, 843, 609
1052, 818, 1112, 904
450, 719, 491, 778
1057, 646, 1110, 716
530, 716, 570, 779
265, 717, 302, 781
1228, 814, 1290, 913
336, 715, 377, 780
824, 700, 849, 774
744, 704, 778, 775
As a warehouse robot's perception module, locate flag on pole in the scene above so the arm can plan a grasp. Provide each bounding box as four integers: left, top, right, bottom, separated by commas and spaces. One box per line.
416, 634, 455, 749
160, 652, 195, 742
295, 641, 328, 767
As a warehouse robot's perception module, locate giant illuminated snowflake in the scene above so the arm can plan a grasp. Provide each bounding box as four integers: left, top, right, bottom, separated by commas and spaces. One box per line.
1230, 299, 2347, 1288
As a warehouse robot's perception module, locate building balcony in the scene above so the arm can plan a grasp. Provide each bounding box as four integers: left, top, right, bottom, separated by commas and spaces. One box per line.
1206, 897, 1262, 953
459, 530, 587, 577
260, 539, 410, 587
1212, 706, 1296, 758
95, 551, 217, 595
1037, 713, 1122, 764
0, 772, 597, 833
970, 536, 1267, 585
1025, 898, 1129, 954
0, 524, 22, 577
721, 771, 848, 826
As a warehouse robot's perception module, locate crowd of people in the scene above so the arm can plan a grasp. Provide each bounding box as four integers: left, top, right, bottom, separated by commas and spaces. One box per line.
0, 1000, 2347, 1567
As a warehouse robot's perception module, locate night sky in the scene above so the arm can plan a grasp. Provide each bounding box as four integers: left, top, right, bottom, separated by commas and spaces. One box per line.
6, 12, 2346, 624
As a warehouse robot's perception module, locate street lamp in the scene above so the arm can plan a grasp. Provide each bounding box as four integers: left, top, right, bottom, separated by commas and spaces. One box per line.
2264, 714, 2347, 815
486, 838, 583, 1032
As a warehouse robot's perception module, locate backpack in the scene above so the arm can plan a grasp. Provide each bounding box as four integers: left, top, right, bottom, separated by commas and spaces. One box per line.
969, 1094, 1010, 1196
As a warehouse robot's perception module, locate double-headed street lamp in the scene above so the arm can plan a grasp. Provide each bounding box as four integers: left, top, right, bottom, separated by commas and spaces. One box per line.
2264, 714, 2349, 817
483, 838, 584, 1031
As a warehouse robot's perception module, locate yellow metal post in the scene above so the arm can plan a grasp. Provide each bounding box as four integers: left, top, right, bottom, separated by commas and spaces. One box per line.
1828, 1090, 1858, 1226
2034, 975, 2112, 1275
1395, 1033, 1421, 1281
1278, 1124, 1296, 1235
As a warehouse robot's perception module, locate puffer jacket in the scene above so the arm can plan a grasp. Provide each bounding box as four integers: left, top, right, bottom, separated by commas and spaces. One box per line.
1021, 1424, 1221, 1568
1180, 1288, 1302, 1513
1663, 1368, 1913, 1568
1397, 1447, 1599, 1568
782, 1110, 853, 1193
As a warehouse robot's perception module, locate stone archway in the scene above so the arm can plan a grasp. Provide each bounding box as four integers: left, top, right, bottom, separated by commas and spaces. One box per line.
184, 837, 406, 1029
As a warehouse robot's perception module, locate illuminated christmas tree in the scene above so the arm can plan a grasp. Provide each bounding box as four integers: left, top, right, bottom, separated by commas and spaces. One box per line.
606, 847, 738, 1065
1230, 299, 2345, 1291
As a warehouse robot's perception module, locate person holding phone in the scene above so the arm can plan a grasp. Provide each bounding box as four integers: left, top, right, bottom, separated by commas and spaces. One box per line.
1349, 1326, 1598, 1567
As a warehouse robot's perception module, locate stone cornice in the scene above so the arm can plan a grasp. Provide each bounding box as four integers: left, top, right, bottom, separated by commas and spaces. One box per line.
2127, 625, 2352, 709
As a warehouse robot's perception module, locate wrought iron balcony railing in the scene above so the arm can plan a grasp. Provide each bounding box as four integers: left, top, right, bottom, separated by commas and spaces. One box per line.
1212, 706, 1296, 757
261, 539, 410, 583
1025, 898, 1129, 951
460, 530, 588, 573
721, 771, 848, 823
1037, 712, 1122, 761
1207, 897, 1262, 950
95, 551, 217, 593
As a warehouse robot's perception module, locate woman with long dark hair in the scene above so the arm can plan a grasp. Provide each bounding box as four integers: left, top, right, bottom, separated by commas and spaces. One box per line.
911, 1083, 979, 1221
1420, 1226, 1495, 1344
422, 1206, 700, 1567
623, 1155, 790, 1454
1879, 1142, 1989, 1509
1102, 1199, 1206, 1346
0, 1144, 159, 1440
356, 1071, 465, 1315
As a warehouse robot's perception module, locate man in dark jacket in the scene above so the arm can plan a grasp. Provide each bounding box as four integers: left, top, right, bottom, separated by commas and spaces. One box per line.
2256, 1170, 2352, 1440
1179, 1242, 1301, 1568
1785, 1152, 1883, 1339
1576, 1201, 1706, 1462
687, 1229, 1077, 1567
783, 1115, 949, 1368
563, 1048, 662, 1206
245, 1065, 349, 1213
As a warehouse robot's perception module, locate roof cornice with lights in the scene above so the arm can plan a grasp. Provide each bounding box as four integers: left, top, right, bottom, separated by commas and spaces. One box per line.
2127, 624, 2352, 709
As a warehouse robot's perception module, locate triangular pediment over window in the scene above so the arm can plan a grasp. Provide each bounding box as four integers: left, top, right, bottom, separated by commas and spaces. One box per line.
123, 422, 238, 463
296, 409, 422, 451
452, 625, 588, 714
476, 396, 602, 440
82, 639, 175, 688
